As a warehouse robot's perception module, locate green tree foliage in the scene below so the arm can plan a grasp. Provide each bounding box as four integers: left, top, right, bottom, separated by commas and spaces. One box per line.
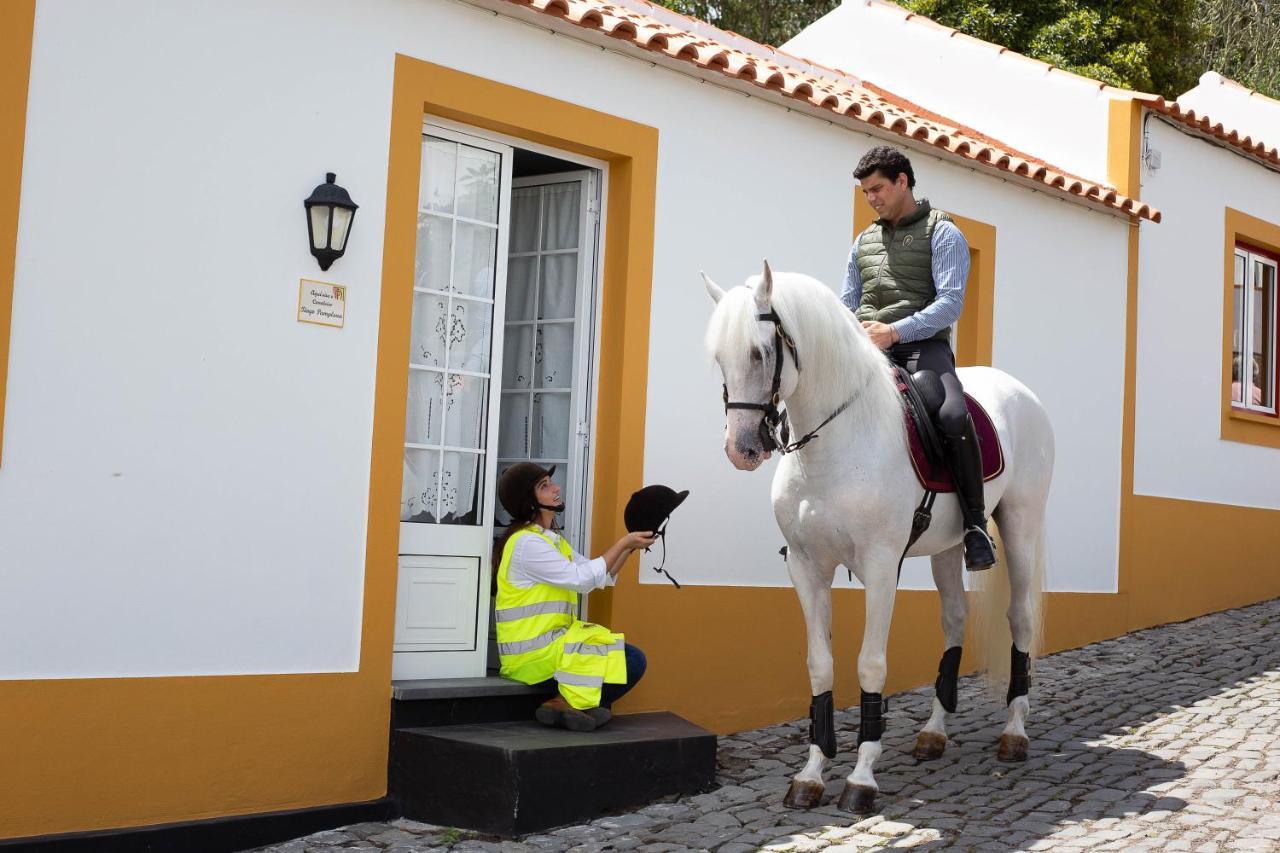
654, 0, 839, 48
652, 0, 1279, 101
1189, 0, 1280, 99
901, 0, 1200, 95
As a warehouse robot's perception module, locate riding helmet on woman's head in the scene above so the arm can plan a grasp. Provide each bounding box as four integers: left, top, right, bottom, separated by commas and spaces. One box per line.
498, 462, 560, 520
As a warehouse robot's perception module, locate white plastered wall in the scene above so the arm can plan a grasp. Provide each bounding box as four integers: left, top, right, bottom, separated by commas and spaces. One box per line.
1133, 117, 1280, 509
1177, 72, 1280, 150
638, 109, 1129, 592
0, 0, 1129, 681
781, 0, 1115, 185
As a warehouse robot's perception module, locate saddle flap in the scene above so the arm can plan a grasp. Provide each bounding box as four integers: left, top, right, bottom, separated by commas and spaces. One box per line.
895, 367, 946, 468
896, 368, 1005, 494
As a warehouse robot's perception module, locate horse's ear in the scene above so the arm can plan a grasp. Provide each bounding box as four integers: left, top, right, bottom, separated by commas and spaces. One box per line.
754, 259, 774, 310
701, 271, 725, 304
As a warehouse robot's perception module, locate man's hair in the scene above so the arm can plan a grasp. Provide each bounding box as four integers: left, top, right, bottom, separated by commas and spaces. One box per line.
854, 145, 916, 189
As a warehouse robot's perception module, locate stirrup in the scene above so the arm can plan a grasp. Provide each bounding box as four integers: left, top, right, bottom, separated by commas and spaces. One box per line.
965, 524, 995, 548
963, 524, 996, 570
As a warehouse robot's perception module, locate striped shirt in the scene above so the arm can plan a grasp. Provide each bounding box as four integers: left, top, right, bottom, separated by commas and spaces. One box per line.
841, 218, 971, 344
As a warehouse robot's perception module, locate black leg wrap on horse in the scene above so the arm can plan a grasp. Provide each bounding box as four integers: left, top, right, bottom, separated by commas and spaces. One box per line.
809, 691, 836, 758
857, 691, 887, 746
934, 646, 963, 713
1006, 645, 1031, 706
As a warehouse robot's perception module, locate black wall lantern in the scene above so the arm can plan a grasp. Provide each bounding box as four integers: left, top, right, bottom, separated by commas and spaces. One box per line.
304, 172, 358, 271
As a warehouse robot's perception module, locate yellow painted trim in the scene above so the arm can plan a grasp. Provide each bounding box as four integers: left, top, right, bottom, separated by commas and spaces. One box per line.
1109, 97, 1144, 600
0, 0, 36, 469
1107, 98, 1144, 199
375, 56, 658, 637
1221, 207, 1280, 448
852, 193, 996, 366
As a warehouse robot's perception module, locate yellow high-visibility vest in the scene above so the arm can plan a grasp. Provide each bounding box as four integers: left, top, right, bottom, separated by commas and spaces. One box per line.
495, 527, 627, 709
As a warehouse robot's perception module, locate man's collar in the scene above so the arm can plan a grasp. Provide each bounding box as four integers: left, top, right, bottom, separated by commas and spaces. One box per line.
879, 197, 930, 228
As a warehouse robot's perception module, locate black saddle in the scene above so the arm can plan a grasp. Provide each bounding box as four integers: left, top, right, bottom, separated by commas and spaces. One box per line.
894, 367, 946, 467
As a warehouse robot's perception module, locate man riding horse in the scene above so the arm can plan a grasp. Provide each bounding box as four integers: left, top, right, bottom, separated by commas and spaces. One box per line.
845, 145, 996, 571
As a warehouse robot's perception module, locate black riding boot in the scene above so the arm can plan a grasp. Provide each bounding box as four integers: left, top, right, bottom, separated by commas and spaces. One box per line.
943, 416, 996, 570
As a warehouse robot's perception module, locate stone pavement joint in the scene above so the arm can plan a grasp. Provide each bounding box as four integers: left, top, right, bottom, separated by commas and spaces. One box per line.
255, 598, 1280, 852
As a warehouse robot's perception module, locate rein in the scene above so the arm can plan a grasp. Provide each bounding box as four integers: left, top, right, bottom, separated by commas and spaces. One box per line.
722, 310, 855, 455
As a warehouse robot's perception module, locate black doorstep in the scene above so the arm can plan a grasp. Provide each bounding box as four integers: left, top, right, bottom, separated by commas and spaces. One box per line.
0, 798, 396, 853
392, 711, 717, 836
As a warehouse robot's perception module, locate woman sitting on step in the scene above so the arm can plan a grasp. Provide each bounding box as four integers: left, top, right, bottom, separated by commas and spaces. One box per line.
494, 462, 653, 731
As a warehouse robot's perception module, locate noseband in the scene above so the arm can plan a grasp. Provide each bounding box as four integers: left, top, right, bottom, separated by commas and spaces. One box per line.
722, 310, 856, 455
722, 311, 798, 453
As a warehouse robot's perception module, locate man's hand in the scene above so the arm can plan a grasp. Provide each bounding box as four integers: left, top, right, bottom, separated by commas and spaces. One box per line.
861, 321, 900, 350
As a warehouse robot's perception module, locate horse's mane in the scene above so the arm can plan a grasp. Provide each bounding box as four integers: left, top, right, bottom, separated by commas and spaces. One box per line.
706, 271, 903, 444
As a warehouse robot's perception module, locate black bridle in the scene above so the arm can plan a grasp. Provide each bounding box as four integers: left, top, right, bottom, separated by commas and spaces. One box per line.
722, 310, 855, 455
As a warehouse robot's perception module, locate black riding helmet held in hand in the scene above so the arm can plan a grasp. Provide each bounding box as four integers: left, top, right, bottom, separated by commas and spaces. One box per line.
624, 485, 690, 588
624, 485, 689, 534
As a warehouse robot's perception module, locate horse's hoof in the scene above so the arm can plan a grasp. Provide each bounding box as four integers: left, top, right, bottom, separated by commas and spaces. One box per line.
782, 779, 824, 809
997, 733, 1029, 762
837, 783, 878, 814
912, 731, 947, 761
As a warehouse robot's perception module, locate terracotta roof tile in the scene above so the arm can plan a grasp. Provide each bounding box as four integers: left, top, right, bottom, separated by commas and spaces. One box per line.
501, 0, 1159, 221
863, 1, 1279, 173
1138, 96, 1280, 167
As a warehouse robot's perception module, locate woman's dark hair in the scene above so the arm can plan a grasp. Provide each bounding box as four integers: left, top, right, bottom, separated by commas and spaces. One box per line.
854, 145, 916, 189
493, 509, 539, 574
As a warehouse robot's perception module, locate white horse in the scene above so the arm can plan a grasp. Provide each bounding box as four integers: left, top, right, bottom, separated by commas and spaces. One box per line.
704, 262, 1053, 813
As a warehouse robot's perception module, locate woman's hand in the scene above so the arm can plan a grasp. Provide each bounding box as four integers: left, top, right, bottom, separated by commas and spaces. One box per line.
602, 531, 659, 578
623, 531, 659, 551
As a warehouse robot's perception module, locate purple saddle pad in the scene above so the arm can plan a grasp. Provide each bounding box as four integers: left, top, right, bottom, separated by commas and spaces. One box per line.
902, 393, 1004, 494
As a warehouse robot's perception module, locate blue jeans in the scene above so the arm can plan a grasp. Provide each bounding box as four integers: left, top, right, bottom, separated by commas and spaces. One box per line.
601, 643, 647, 708
536, 643, 647, 708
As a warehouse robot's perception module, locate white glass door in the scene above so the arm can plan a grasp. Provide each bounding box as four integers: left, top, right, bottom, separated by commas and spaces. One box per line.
393, 126, 512, 680
496, 171, 601, 553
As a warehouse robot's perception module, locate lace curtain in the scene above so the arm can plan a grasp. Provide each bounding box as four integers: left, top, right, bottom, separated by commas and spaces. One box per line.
401, 137, 501, 524
495, 181, 582, 528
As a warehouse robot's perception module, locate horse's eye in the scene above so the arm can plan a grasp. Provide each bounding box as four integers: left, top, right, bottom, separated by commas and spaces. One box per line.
749, 349, 763, 363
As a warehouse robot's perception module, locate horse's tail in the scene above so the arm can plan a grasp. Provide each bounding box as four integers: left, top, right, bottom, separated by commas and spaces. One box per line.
969, 521, 1046, 700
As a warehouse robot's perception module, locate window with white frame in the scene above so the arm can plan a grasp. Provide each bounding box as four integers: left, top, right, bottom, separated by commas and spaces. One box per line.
1232, 244, 1278, 414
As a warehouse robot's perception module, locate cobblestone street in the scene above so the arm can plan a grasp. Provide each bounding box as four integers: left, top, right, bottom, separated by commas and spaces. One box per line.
260, 598, 1280, 852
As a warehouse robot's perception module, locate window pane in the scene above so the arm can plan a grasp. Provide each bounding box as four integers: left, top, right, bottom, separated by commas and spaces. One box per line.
401, 448, 441, 523
409, 292, 449, 368
535, 323, 574, 389
531, 392, 571, 460
421, 137, 457, 214
1233, 252, 1246, 404
502, 323, 534, 390
541, 183, 581, 250
414, 213, 452, 291
439, 451, 485, 525
539, 253, 578, 320
443, 373, 489, 450
453, 221, 497, 298
510, 188, 541, 253
506, 256, 537, 322
498, 393, 530, 458
1253, 259, 1275, 409
404, 370, 443, 446
447, 297, 494, 375
456, 147, 500, 223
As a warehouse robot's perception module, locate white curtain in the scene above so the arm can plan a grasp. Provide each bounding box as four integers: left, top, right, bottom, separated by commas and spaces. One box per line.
402, 137, 503, 525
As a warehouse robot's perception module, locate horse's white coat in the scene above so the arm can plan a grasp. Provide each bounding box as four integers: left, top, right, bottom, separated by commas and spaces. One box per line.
705, 266, 1054, 808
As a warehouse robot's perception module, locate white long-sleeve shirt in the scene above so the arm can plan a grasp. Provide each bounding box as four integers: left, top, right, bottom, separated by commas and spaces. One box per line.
507, 526, 616, 594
